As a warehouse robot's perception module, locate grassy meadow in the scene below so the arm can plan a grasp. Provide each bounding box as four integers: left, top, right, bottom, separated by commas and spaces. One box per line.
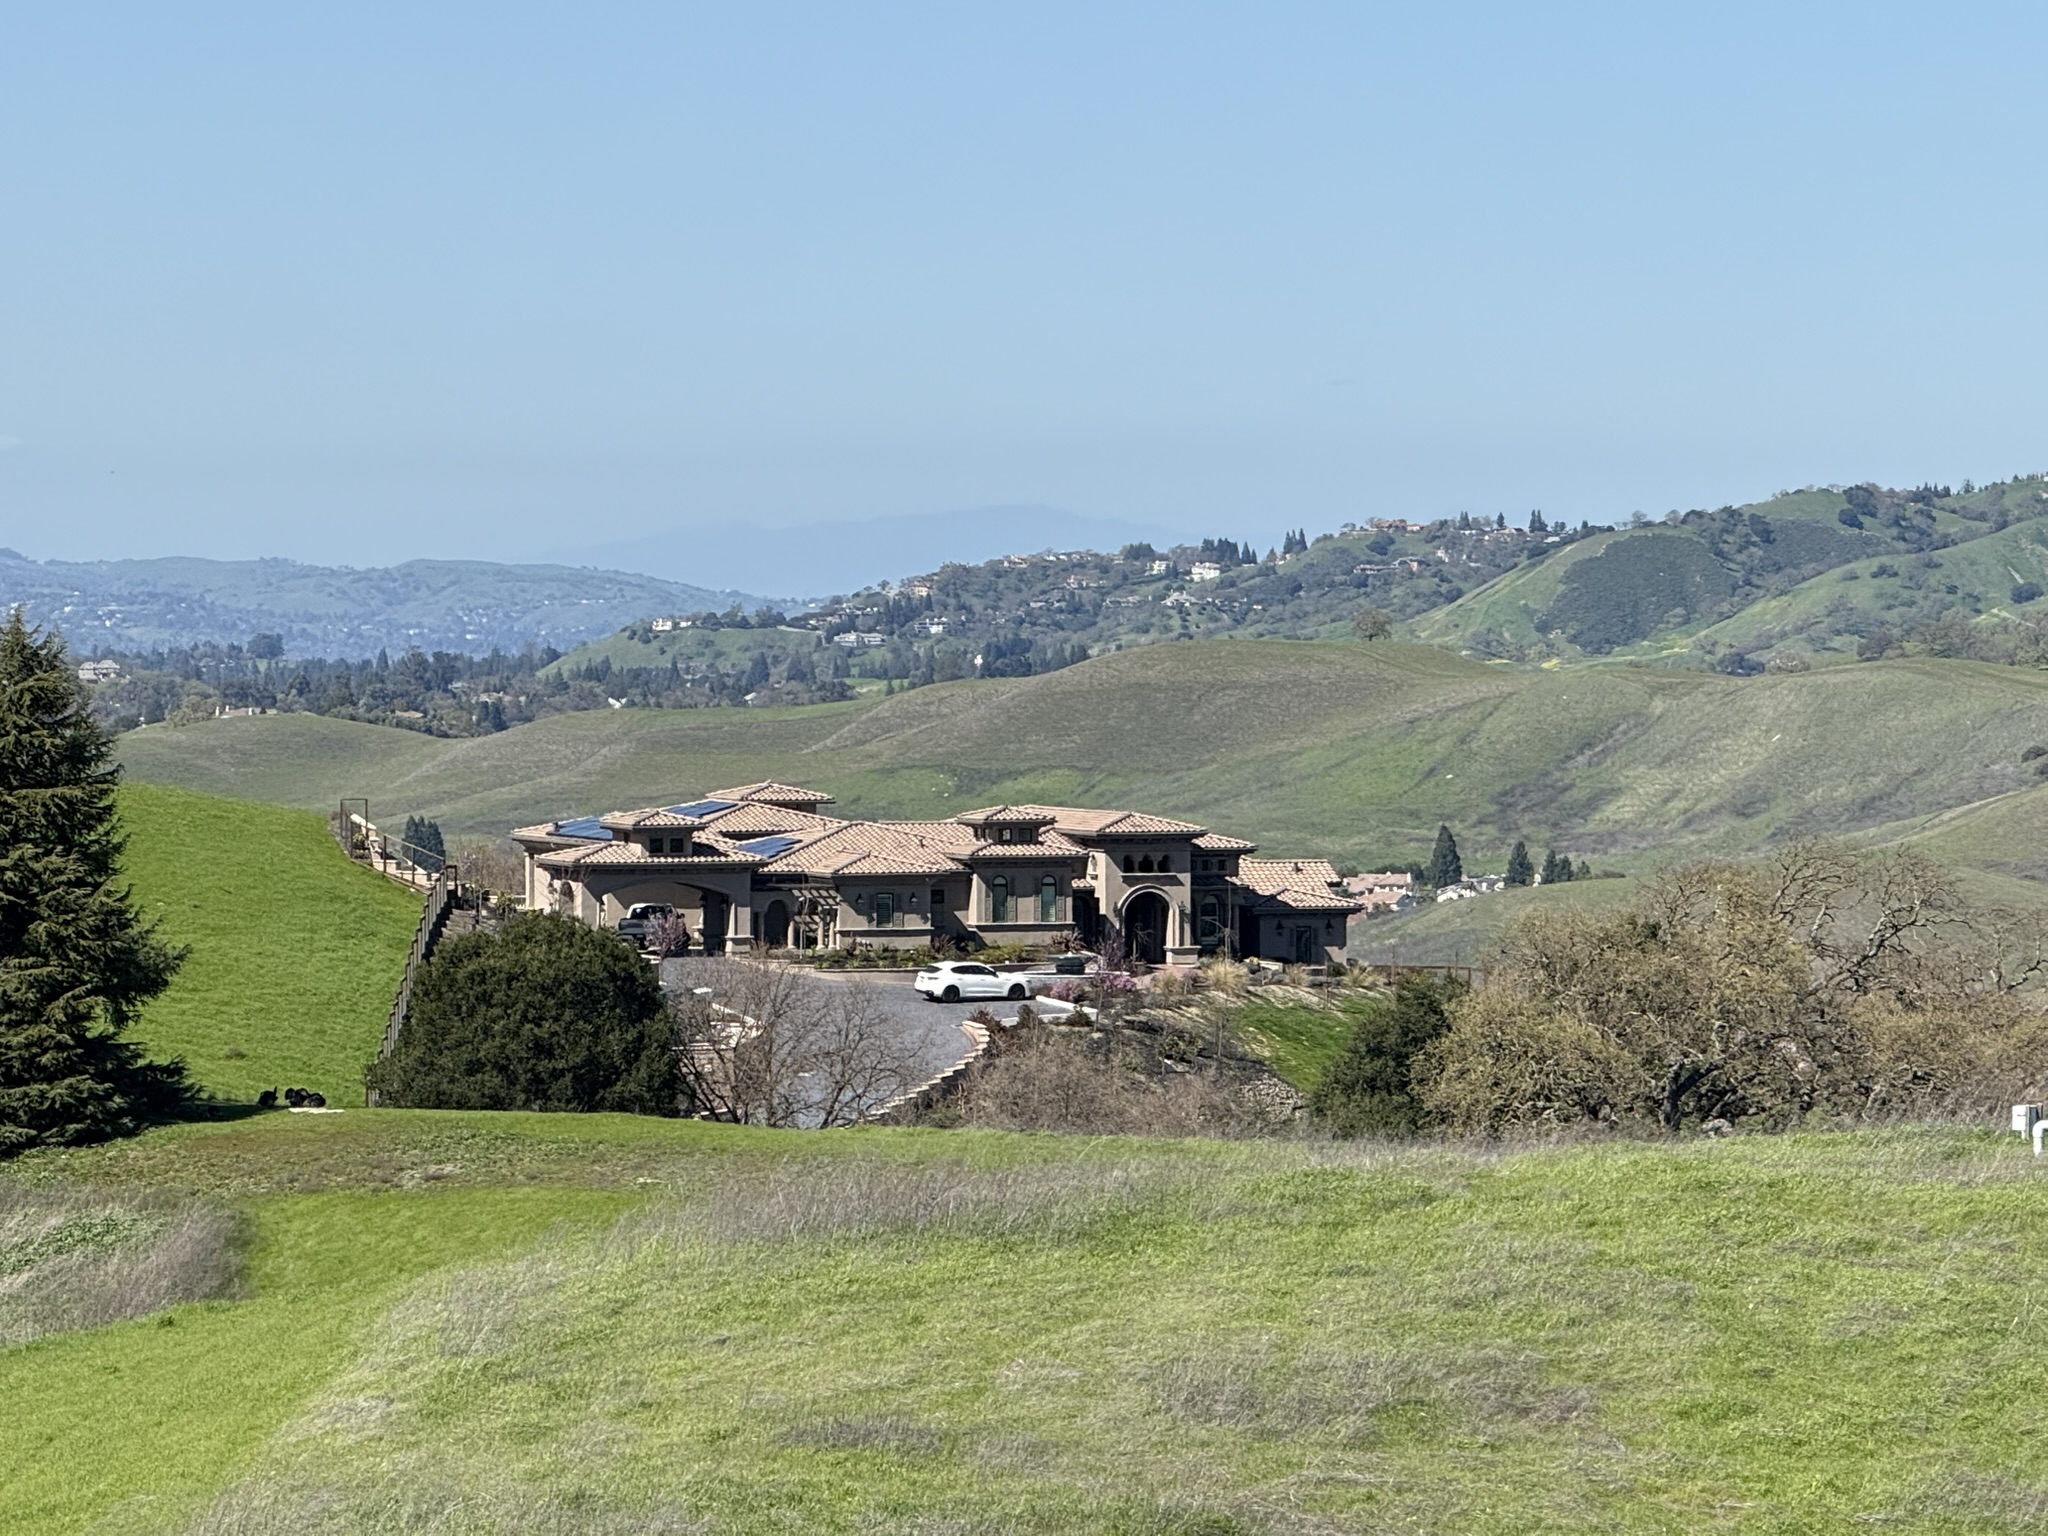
118, 783, 422, 1103
7, 1113, 2048, 1533
115, 641, 2048, 909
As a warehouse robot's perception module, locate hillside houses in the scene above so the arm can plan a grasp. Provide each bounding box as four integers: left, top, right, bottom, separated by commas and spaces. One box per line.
513, 781, 1360, 966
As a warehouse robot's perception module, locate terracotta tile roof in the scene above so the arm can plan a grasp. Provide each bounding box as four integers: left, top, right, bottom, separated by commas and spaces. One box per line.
1016, 805, 1209, 838
705, 780, 836, 807
956, 805, 1060, 826
511, 820, 580, 843
599, 807, 705, 831
695, 801, 847, 838
962, 831, 1089, 860
1236, 858, 1362, 914
761, 820, 977, 879
1192, 832, 1257, 852
536, 828, 764, 871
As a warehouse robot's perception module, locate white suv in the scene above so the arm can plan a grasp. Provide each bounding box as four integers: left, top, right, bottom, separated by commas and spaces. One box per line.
915, 961, 1035, 1003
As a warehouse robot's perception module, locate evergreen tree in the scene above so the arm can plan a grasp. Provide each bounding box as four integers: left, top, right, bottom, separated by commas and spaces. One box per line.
1424, 824, 1462, 888
1576, 859, 1593, 881
1310, 975, 1462, 1137
399, 815, 446, 873
1540, 848, 1562, 884
1505, 840, 1534, 886
366, 914, 677, 1114
0, 611, 187, 1156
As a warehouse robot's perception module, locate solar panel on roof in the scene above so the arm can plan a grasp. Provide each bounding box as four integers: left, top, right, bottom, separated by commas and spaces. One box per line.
734, 834, 801, 858
553, 816, 613, 841
665, 798, 737, 819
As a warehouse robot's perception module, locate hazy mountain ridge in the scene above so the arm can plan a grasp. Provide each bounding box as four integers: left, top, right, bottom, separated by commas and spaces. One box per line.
0, 550, 773, 656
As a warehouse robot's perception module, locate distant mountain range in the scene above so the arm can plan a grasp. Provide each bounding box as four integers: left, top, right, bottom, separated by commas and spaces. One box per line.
0, 551, 772, 657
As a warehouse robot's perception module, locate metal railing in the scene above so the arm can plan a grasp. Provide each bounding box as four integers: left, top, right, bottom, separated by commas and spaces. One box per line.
368, 866, 461, 1102
336, 806, 449, 891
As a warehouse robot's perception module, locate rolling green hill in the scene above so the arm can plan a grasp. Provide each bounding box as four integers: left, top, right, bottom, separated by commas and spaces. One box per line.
117, 640, 2048, 912
1412, 479, 2048, 666
118, 783, 422, 1103
1690, 518, 2048, 663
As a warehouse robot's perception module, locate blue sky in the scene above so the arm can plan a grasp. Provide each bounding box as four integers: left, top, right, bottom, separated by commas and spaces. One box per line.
4, 2, 2045, 580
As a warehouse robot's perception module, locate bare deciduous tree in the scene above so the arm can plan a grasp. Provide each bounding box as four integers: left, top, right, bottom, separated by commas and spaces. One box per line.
671, 962, 920, 1128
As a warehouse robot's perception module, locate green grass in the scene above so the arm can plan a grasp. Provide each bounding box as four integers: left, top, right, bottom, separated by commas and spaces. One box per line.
1228, 996, 1377, 1092
1349, 875, 1644, 966
9, 1113, 2048, 1532
119, 783, 422, 1104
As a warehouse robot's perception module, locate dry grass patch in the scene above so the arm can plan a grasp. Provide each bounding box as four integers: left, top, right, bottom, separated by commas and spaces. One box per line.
0, 1184, 238, 1346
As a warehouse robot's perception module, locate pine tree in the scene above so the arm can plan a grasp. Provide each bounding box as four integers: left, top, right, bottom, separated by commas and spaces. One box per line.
0, 610, 187, 1156
1540, 849, 1562, 884
1425, 824, 1462, 889
1576, 859, 1593, 881
1505, 840, 1534, 886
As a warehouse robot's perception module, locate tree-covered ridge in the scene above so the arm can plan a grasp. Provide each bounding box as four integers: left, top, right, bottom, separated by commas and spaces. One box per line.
77, 473, 2048, 741
1425, 474, 2048, 666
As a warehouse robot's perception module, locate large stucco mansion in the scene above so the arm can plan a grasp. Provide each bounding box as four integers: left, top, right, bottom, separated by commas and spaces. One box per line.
512, 781, 1360, 966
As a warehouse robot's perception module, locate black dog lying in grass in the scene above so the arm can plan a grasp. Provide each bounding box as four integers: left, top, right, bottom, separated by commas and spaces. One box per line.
257, 1087, 327, 1109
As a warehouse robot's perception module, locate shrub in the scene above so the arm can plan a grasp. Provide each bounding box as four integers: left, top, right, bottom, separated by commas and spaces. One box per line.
1535, 532, 1739, 652
2020, 745, 2048, 764
1417, 846, 2048, 1135
1310, 978, 1461, 1137
2014, 582, 2044, 605
945, 1021, 1264, 1137
366, 914, 678, 1114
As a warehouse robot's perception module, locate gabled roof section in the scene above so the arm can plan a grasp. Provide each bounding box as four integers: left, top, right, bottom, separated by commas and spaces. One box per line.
1193, 832, 1257, 853
600, 807, 705, 832
511, 817, 602, 845
706, 780, 836, 809
1024, 805, 1208, 838
694, 801, 847, 839
1236, 858, 1362, 914
963, 831, 1089, 861
535, 827, 766, 871
761, 820, 977, 879
956, 805, 1060, 828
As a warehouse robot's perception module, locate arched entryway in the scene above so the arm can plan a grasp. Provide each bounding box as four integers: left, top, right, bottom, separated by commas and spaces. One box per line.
1122, 889, 1169, 966
760, 899, 791, 949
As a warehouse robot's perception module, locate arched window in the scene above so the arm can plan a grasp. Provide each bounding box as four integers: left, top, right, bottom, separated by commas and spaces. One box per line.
1039, 875, 1058, 923
1139, 855, 1155, 873
1157, 854, 1171, 873
989, 876, 1009, 923
1122, 855, 1135, 873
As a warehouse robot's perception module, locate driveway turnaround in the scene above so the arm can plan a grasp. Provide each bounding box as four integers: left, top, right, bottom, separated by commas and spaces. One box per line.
657, 959, 1043, 1102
